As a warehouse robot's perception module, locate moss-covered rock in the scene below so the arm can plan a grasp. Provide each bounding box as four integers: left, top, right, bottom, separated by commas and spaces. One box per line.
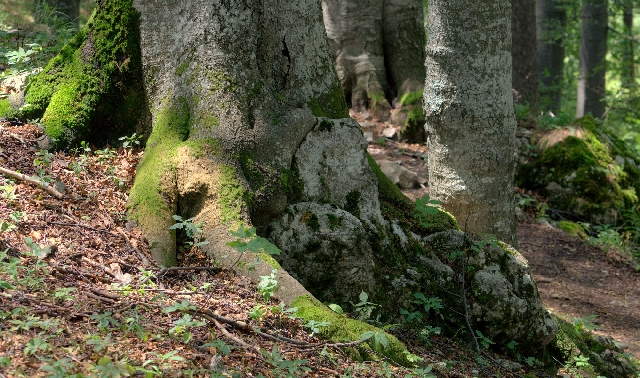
546, 314, 636, 378
20, 0, 147, 149
516, 116, 640, 224
557, 220, 588, 239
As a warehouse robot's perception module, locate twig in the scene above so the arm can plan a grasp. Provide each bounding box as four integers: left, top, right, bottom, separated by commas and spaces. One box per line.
48, 221, 119, 237
212, 318, 260, 352
0, 165, 64, 199
116, 228, 153, 268
158, 266, 221, 275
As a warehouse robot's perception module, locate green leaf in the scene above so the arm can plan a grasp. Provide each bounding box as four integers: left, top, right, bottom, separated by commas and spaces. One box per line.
328, 304, 343, 314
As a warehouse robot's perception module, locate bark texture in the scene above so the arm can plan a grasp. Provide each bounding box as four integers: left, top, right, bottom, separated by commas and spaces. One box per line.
511, 0, 539, 112
576, 0, 608, 119
537, 0, 566, 113
322, 0, 424, 117
424, 0, 518, 247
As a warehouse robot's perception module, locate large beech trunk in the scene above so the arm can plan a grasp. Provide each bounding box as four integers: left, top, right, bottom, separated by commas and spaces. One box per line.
424, 0, 518, 248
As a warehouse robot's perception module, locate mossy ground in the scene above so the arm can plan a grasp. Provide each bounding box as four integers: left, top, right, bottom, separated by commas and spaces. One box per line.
516, 116, 640, 222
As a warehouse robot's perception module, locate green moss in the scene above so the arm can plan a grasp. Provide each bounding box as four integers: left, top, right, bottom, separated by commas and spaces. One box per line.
327, 213, 342, 231
127, 95, 191, 266
318, 119, 333, 132
280, 162, 304, 202
344, 190, 361, 218
0, 99, 14, 118
22, 0, 146, 149
516, 117, 640, 220
547, 314, 627, 378
302, 211, 321, 232
398, 90, 423, 106
218, 165, 248, 225
307, 82, 349, 119
291, 295, 409, 364
259, 252, 281, 269
557, 221, 588, 239
175, 61, 189, 76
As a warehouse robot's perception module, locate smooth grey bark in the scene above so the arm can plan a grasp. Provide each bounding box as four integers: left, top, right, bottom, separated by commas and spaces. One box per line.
424, 0, 518, 247
576, 0, 608, 118
322, 0, 424, 116
47, 0, 81, 29
537, 0, 567, 113
511, 0, 539, 112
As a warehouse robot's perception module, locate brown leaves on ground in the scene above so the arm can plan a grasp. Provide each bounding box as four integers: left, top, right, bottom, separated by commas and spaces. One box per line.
0, 121, 551, 377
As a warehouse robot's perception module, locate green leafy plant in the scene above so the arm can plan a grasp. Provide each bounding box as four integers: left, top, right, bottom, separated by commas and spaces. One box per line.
350, 291, 379, 322
261, 345, 311, 378
169, 314, 205, 343
414, 195, 442, 227
303, 320, 331, 337
257, 269, 279, 302
569, 314, 601, 333
227, 226, 281, 256
119, 133, 143, 149
169, 215, 209, 248
360, 331, 389, 353
474, 330, 495, 349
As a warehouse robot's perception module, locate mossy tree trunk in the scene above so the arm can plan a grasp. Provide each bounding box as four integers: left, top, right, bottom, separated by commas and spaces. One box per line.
21, 0, 148, 149
321, 0, 425, 120
424, 0, 518, 247
28, 0, 557, 351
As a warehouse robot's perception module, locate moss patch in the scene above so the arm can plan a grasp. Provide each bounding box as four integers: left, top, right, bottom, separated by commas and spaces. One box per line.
291, 295, 409, 364
0, 99, 14, 118
127, 95, 191, 266
515, 116, 640, 221
557, 221, 588, 239
21, 0, 146, 149
307, 82, 349, 119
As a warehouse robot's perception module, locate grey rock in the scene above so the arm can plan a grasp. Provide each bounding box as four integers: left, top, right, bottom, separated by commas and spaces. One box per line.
363, 131, 374, 142
360, 121, 375, 128
377, 159, 426, 189
382, 127, 397, 139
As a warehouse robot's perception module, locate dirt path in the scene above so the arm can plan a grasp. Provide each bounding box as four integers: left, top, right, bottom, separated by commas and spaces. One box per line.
354, 110, 640, 359
518, 222, 640, 358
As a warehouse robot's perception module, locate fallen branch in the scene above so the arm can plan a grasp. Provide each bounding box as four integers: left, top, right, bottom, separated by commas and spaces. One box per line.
0, 166, 64, 199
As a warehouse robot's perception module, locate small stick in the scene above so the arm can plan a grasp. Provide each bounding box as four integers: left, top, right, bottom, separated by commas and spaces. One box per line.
0, 165, 64, 199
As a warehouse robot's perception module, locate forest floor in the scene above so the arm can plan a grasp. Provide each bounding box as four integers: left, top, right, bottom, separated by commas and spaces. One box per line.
0, 117, 638, 377
355, 110, 640, 361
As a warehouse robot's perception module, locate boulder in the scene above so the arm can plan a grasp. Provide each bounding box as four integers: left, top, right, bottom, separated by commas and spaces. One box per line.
377, 159, 426, 189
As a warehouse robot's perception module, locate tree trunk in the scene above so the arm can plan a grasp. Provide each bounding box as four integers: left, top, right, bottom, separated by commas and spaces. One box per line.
26, 0, 557, 350
322, 0, 425, 121
22, 0, 148, 149
424, 0, 518, 247
511, 0, 539, 113
537, 0, 567, 114
622, 3, 634, 88
576, 0, 608, 119
48, 0, 81, 29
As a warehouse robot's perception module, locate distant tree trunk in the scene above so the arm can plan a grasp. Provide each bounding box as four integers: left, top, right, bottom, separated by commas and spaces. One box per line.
48, 0, 81, 29
511, 0, 539, 113
424, 0, 518, 247
576, 0, 608, 118
322, 0, 424, 118
622, 2, 634, 88
537, 0, 566, 114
